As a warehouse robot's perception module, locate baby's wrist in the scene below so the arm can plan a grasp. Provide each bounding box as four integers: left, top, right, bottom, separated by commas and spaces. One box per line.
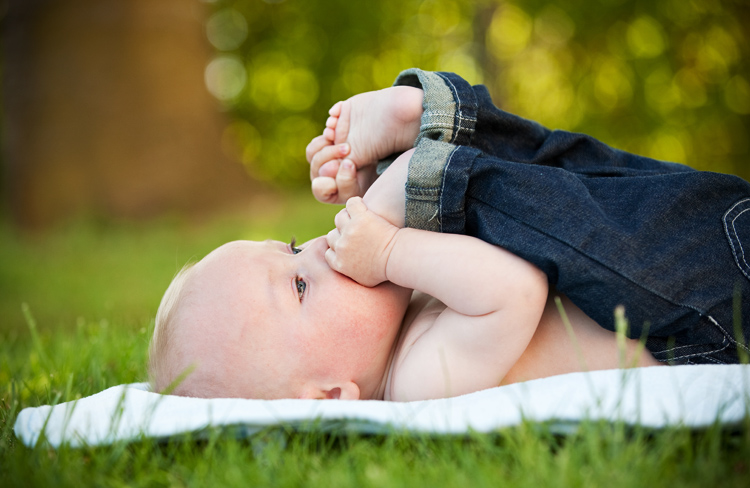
382, 227, 402, 284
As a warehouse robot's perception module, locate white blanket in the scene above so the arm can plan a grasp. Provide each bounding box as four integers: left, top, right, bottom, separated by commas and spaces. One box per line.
14, 364, 750, 448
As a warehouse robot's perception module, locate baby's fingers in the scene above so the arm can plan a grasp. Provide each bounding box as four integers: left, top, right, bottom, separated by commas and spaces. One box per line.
326, 228, 341, 250
324, 247, 342, 274
345, 196, 367, 216
311, 176, 340, 204
318, 161, 339, 178
333, 206, 351, 231
334, 160, 363, 202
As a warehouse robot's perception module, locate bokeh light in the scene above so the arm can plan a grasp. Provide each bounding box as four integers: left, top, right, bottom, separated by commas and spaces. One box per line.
202, 0, 749, 185
204, 55, 246, 101
206, 8, 248, 51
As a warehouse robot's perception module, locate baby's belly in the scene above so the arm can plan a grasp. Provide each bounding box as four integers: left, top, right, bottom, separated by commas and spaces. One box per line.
501, 293, 663, 385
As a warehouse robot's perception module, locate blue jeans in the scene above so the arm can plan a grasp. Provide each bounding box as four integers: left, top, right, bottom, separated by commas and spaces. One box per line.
394, 69, 750, 365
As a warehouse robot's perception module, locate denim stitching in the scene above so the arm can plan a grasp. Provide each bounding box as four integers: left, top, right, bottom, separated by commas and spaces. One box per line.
424, 111, 460, 119
422, 120, 458, 133
647, 314, 735, 353
702, 355, 725, 365
421, 118, 475, 132
655, 340, 722, 353
438, 76, 477, 145
669, 341, 728, 360
708, 314, 750, 352
723, 198, 750, 280
441, 76, 463, 144
731, 206, 750, 274
438, 147, 459, 233
651, 311, 744, 362
651, 338, 727, 357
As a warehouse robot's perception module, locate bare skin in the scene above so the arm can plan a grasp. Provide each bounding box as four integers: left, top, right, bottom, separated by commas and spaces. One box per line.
501, 293, 659, 385
161, 236, 411, 401
309, 88, 663, 401
325, 191, 661, 401
326, 195, 549, 400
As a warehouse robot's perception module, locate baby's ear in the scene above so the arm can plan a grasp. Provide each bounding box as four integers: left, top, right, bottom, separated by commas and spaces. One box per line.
325, 381, 360, 400
299, 381, 360, 400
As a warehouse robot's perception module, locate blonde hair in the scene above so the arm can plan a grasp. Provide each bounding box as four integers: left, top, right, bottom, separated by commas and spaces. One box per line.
148, 262, 196, 393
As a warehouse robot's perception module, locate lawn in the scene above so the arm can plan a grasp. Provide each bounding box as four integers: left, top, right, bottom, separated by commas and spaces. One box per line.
1, 194, 749, 487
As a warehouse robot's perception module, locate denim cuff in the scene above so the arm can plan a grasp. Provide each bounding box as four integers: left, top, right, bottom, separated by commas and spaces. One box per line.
394, 68, 480, 231
394, 68, 478, 146
403, 139, 455, 232
403, 139, 481, 234
437, 144, 482, 235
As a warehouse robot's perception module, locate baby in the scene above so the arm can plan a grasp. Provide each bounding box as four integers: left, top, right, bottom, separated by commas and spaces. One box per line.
149, 87, 660, 402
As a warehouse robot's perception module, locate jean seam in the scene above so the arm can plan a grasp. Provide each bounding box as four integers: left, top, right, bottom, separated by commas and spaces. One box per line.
444, 75, 463, 144
671, 344, 729, 361
650, 311, 745, 361
708, 314, 750, 352
440, 75, 477, 144
656, 337, 729, 361
732, 209, 749, 268
724, 198, 750, 280
438, 146, 459, 232
655, 340, 720, 353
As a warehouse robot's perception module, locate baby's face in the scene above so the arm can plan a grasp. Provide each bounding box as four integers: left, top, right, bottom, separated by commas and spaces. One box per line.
171, 237, 410, 399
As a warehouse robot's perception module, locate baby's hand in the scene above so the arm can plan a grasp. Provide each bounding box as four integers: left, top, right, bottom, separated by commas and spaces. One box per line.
325, 197, 399, 287
305, 135, 376, 205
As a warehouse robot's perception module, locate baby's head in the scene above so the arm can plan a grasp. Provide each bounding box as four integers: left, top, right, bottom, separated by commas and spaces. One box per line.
149, 237, 410, 400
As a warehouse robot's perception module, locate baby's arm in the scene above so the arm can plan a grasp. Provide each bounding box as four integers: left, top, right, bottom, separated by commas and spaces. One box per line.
326, 198, 548, 400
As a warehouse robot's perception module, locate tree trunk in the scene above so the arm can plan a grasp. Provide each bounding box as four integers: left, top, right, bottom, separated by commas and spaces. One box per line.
3, 0, 255, 228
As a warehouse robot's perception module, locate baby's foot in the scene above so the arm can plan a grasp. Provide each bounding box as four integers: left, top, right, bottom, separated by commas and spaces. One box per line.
324, 86, 423, 172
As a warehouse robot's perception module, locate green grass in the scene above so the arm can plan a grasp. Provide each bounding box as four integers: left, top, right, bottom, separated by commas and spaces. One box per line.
2, 193, 750, 487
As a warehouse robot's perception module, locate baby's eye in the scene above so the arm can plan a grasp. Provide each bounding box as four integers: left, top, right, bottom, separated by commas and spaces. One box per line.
296, 277, 306, 300
290, 237, 302, 255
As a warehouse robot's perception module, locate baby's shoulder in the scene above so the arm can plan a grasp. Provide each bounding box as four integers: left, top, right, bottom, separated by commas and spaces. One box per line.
383, 292, 448, 401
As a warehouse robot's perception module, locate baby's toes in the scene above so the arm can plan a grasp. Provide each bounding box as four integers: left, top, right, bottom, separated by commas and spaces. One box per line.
328, 101, 343, 117
333, 99, 351, 145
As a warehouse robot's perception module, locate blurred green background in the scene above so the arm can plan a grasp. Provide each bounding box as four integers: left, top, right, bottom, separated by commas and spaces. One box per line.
1, 0, 748, 336
205, 0, 750, 184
